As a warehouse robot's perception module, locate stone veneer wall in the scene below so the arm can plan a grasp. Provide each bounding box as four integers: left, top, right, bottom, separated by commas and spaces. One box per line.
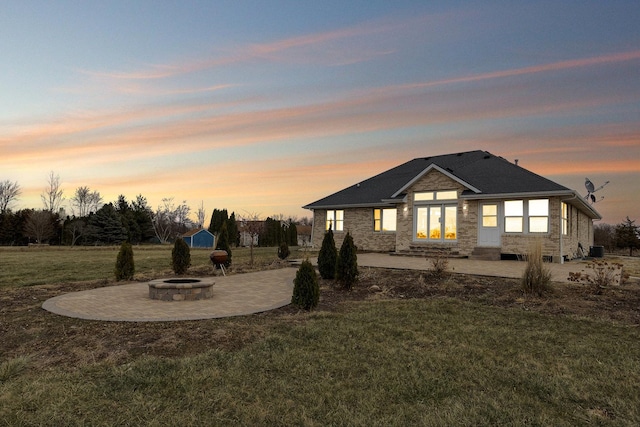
310, 208, 396, 252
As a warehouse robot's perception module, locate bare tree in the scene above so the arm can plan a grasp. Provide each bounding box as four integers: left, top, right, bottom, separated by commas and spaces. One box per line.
0, 180, 21, 213
41, 171, 65, 212
70, 186, 103, 217
239, 212, 263, 267
151, 198, 193, 243
24, 210, 55, 244
196, 201, 206, 229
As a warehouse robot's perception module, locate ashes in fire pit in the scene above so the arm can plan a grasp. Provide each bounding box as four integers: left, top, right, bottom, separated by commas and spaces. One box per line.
148, 277, 215, 301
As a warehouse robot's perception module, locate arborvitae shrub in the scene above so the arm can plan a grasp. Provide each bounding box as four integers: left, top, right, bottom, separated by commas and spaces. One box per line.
114, 242, 135, 281
172, 238, 191, 275
317, 229, 337, 279
217, 221, 232, 267
291, 259, 319, 310
336, 232, 358, 290
278, 241, 290, 260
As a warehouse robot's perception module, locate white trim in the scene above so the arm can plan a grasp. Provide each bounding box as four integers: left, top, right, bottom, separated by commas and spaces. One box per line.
392, 164, 481, 198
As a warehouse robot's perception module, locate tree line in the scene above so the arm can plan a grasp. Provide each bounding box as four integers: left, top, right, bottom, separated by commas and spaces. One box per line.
594, 217, 640, 256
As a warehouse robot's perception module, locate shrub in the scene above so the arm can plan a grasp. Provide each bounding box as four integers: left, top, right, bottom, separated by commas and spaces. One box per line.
568, 260, 625, 294
429, 250, 450, 280
336, 232, 358, 290
114, 242, 135, 281
278, 241, 290, 260
172, 238, 191, 275
291, 259, 319, 310
318, 229, 337, 279
521, 240, 552, 296
217, 221, 232, 267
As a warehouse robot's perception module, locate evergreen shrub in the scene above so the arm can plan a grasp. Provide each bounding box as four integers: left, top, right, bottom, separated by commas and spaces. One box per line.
114, 241, 135, 281
336, 232, 358, 290
217, 222, 232, 267
172, 238, 191, 275
317, 229, 337, 279
291, 259, 319, 310
278, 241, 290, 260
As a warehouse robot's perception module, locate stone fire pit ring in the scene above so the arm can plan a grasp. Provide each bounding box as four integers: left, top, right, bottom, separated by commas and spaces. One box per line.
148, 277, 215, 301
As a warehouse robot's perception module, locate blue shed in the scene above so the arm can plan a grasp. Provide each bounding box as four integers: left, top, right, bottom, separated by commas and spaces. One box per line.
182, 229, 215, 248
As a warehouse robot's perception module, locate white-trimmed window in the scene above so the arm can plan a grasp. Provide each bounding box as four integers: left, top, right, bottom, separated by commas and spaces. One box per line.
504, 200, 523, 232
562, 202, 569, 235
326, 210, 344, 231
415, 190, 457, 201
529, 199, 549, 233
374, 208, 397, 232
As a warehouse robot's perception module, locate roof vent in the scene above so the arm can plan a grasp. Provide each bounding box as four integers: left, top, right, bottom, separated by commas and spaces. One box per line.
515, 159, 519, 166
456, 152, 463, 156
483, 154, 491, 159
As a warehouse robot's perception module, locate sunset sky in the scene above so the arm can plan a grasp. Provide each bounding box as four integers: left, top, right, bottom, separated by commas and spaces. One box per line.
1, 1, 638, 224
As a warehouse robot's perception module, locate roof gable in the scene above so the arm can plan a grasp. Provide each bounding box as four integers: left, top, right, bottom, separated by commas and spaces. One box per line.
303, 150, 573, 209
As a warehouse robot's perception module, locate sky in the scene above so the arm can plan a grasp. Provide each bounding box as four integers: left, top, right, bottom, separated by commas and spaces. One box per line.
1, 0, 639, 224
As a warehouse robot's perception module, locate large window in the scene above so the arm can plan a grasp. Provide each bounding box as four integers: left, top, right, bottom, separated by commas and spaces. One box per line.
326, 210, 344, 231
374, 208, 397, 232
504, 199, 549, 233
415, 190, 458, 202
415, 205, 457, 241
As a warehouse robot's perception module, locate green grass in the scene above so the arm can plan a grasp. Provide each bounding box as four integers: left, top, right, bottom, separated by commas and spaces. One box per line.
1, 299, 639, 425
0, 245, 313, 287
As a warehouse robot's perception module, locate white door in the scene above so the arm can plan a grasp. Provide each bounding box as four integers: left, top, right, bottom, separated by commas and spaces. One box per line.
478, 203, 501, 247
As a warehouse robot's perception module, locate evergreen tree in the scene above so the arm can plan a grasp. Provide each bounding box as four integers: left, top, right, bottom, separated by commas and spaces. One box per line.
87, 203, 127, 244
228, 212, 239, 247
291, 259, 319, 310
208, 209, 228, 236
336, 232, 358, 290
115, 241, 135, 281
131, 194, 155, 243
317, 229, 337, 279
216, 221, 232, 267
615, 217, 640, 256
287, 221, 298, 246
172, 238, 191, 275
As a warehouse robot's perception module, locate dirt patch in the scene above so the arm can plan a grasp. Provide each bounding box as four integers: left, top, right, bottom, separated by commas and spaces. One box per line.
2, 267, 639, 372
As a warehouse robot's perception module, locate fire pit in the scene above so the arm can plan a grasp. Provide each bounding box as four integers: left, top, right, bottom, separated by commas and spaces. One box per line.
148, 278, 215, 301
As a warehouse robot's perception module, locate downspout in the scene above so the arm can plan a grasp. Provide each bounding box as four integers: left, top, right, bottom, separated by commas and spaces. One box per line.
309, 209, 315, 248
560, 193, 579, 264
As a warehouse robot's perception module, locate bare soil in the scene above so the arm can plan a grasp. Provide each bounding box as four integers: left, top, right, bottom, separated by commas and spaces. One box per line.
1, 268, 639, 372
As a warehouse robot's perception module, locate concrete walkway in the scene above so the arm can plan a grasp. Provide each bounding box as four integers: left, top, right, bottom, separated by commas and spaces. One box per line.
43, 254, 591, 322
357, 253, 586, 283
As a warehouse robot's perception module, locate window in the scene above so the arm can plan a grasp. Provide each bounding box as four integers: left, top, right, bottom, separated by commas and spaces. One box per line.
504, 200, 523, 232
415, 205, 457, 241
415, 190, 457, 201
374, 208, 397, 232
562, 203, 569, 235
326, 210, 343, 231
482, 204, 498, 227
528, 199, 549, 233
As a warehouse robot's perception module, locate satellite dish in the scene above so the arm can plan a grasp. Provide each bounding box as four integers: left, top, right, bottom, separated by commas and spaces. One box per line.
584, 178, 610, 204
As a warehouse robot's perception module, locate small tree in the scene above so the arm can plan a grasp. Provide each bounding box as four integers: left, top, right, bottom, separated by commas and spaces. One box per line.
278, 241, 290, 260
615, 217, 640, 256
172, 238, 191, 275
115, 242, 135, 281
317, 229, 337, 279
336, 232, 358, 290
291, 259, 319, 310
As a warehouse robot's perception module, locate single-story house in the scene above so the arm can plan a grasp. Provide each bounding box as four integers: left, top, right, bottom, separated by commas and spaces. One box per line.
303, 150, 601, 263
182, 228, 215, 248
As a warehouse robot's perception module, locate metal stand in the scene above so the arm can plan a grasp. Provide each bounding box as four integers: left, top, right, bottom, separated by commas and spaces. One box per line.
218, 264, 226, 276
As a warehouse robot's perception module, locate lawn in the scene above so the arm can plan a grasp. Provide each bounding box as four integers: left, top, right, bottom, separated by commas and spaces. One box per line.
1, 246, 640, 425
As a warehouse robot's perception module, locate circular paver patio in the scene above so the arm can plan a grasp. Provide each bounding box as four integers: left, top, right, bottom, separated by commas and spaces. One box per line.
42, 268, 297, 322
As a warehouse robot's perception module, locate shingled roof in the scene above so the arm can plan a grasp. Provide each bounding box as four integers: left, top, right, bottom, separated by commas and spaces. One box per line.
303, 150, 586, 210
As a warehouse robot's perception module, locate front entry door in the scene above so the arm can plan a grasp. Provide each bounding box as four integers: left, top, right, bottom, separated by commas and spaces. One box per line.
478, 203, 501, 247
